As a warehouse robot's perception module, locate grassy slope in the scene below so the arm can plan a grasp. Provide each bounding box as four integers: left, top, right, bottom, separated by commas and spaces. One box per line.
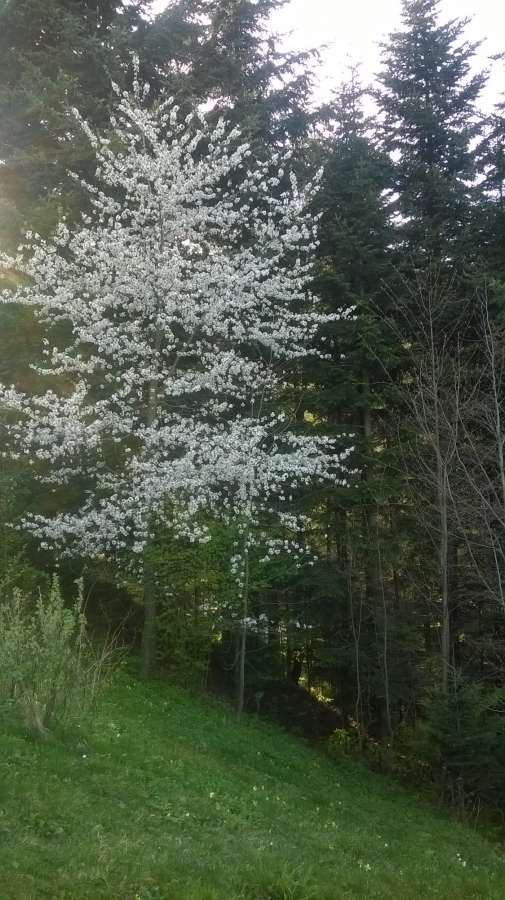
0, 672, 504, 900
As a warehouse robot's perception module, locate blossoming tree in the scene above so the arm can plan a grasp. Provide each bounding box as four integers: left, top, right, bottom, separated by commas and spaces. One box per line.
0, 74, 350, 679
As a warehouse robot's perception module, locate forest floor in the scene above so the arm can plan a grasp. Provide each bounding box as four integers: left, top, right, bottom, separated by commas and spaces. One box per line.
1, 666, 504, 899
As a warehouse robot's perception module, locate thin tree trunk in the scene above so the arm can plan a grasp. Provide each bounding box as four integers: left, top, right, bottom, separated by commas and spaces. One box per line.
306, 639, 312, 694
138, 302, 163, 677
139, 551, 157, 678
349, 549, 365, 757
378, 539, 393, 762
237, 528, 249, 723
430, 322, 451, 694
362, 368, 380, 603
363, 368, 391, 739
439, 460, 451, 694
286, 632, 293, 684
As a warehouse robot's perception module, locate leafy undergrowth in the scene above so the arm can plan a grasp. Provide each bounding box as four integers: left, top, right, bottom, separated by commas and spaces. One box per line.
0, 669, 504, 900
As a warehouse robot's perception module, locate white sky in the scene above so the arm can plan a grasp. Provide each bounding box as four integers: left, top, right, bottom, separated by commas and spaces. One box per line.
150, 0, 505, 111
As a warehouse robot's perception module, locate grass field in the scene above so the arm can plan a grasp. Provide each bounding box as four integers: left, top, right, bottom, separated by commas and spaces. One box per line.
1, 668, 504, 899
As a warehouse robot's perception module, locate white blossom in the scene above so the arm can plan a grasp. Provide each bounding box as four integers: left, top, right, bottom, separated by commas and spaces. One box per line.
0, 77, 351, 561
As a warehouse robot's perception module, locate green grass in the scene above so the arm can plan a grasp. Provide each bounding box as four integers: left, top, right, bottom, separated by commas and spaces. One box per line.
1, 669, 504, 899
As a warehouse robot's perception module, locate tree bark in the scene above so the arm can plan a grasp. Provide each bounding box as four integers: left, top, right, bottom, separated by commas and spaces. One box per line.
362, 368, 380, 604
138, 291, 164, 677
139, 555, 157, 678
236, 528, 249, 723
429, 321, 451, 694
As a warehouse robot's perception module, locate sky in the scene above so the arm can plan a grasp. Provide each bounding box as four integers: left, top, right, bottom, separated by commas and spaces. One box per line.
150, 0, 505, 111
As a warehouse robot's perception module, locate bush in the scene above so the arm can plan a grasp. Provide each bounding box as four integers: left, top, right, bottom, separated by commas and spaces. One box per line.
327, 727, 359, 757
415, 679, 505, 817
0, 575, 118, 737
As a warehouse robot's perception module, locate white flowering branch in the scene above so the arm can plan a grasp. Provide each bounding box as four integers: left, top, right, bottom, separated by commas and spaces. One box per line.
0, 72, 351, 676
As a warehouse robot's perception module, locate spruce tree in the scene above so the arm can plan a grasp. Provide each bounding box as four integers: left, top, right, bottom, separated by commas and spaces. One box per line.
377, 0, 486, 265
0, 0, 152, 238
147, 0, 318, 151
477, 94, 505, 281
376, 0, 487, 694
301, 71, 410, 734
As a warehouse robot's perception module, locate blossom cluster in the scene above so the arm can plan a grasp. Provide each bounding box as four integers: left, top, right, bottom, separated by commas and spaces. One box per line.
0, 72, 351, 561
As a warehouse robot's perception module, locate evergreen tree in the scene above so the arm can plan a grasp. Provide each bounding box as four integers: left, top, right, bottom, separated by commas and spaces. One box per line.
300, 71, 414, 735
192, 0, 316, 145
377, 0, 486, 265
477, 93, 505, 282
374, 0, 489, 696
145, 0, 318, 152
0, 0, 152, 238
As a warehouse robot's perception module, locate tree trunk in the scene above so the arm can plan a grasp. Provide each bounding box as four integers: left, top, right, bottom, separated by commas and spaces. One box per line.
363, 368, 392, 742
439, 471, 451, 694
138, 303, 163, 678
432, 348, 451, 694
139, 561, 157, 678
362, 368, 380, 604
236, 528, 249, 723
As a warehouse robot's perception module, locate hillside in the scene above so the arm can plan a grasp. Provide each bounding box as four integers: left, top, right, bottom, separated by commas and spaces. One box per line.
0, 673, 504, 900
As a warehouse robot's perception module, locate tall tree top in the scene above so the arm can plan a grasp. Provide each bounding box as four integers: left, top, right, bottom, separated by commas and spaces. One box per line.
376, 0, 487, 261
0, 0, 149, 237
378, 0, 486, 168
152, 0, 317, 146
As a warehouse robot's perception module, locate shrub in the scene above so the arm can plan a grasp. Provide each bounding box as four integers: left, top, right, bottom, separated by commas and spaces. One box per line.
327, 727, 359, 757
0, 575, 118, 736
415, 678, 505, 817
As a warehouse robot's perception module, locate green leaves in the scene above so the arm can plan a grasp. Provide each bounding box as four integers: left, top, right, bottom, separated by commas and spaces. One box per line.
0, 576, 117, 736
